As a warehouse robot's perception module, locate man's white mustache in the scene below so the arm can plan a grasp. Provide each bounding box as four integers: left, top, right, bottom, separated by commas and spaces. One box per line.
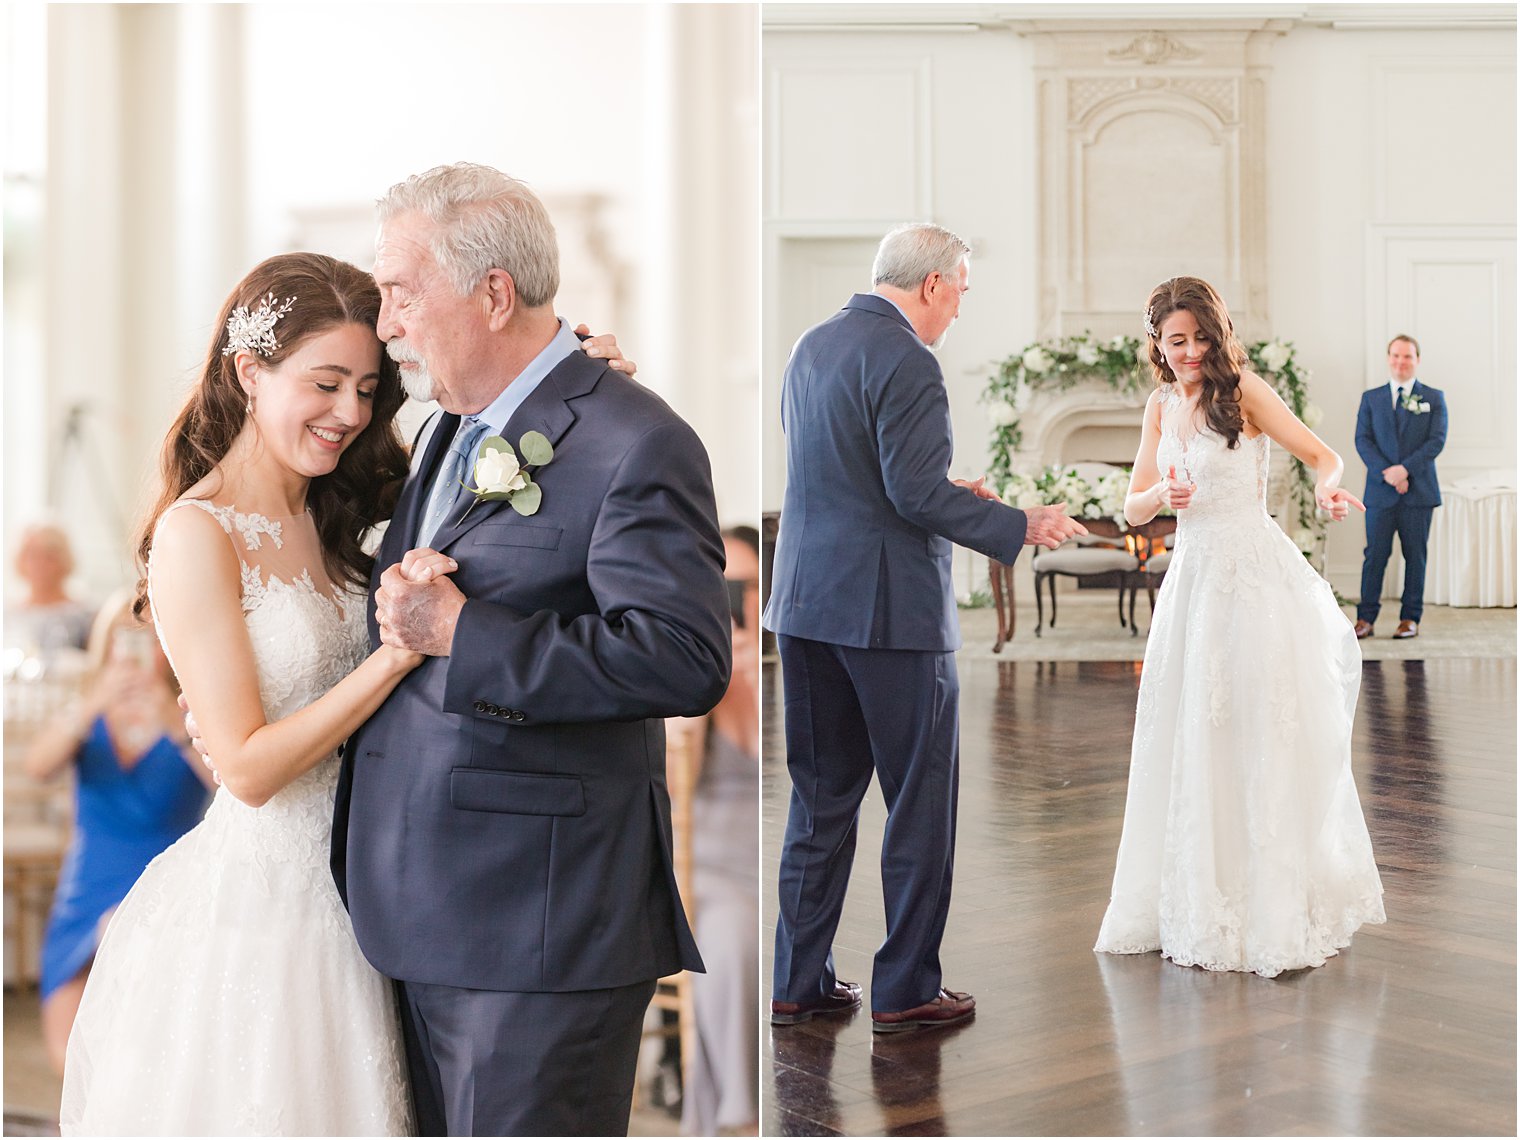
387, 340, 423, 365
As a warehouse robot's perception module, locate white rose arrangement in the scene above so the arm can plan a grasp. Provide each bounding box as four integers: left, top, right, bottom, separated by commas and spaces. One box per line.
463, 431, 555, 517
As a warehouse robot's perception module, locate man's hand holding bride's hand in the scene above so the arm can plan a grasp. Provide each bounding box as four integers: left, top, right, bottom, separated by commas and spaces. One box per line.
375, 550, 464, 659
1023, 503, 1087, 550
953, 476, 1003, 503
574, 325, 637, 376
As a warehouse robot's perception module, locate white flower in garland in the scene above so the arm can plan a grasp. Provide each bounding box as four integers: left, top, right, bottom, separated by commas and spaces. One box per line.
1108, 335, 1130, 351
1293, 527, 1317, 554
1021, 346, 1054, 375
1258, 340, 1292, 372
1302, 402, 1324, 428
988, 400, 1019, 427
1076, 343, 1100, 367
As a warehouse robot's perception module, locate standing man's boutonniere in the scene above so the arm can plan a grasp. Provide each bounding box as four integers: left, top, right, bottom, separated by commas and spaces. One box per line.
463, 431, 555, 517
1399, 390, 1432, 415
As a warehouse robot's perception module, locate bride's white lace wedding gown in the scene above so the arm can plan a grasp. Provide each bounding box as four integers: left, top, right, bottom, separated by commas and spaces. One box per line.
1094, 388, 1386, 977
60, 501, 411, 1136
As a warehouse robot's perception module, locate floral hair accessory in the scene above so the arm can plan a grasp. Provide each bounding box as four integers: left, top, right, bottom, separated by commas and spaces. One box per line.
223, 293, 297, 358
1142, 310, 1159, 339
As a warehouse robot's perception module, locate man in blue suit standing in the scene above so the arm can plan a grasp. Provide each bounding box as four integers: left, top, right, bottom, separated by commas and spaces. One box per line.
334, 164, 730, 1135
764, 224, 1084, 1033
1354, 334, 1448, 639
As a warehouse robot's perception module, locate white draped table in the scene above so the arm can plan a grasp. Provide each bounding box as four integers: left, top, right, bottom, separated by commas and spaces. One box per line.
1382, 479, 1516, 608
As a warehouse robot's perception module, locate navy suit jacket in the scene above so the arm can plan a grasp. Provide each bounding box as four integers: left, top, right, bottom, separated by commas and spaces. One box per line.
763, 293, 1028, 652
332, 350, 729, 992
1354, 380, 1447, 509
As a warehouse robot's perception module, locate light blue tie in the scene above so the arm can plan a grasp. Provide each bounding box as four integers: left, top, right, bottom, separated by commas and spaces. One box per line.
417, 416, 491, 548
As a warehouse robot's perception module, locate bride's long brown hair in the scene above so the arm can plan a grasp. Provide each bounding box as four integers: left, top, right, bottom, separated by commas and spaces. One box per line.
132, 253, 409, 617
1143, 276, 1248, 450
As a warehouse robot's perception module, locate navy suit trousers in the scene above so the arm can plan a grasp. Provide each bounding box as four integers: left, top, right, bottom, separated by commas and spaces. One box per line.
1358, 503, 1434, 624
398, 977, 657, 1136
772, 634, 959, 1013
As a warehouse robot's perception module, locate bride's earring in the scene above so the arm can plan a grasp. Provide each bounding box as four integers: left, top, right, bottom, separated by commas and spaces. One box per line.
245, 389, 256, 415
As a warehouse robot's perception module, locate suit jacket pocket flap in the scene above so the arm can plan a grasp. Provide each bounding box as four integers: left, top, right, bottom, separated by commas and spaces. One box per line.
469, 522, 563, 550
450, 768, 587, 816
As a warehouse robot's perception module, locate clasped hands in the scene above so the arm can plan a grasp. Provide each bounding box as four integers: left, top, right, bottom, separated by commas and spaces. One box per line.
1381, 463, 1410, 495
375, 549, 466, 659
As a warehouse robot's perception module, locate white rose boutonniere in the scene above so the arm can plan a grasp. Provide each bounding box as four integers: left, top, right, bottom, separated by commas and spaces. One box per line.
1399, 390, 1431, 415
464, 431, 555, 517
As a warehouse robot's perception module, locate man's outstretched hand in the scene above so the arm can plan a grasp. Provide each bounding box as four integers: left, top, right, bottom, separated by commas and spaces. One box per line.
1023, 503, 1087, 550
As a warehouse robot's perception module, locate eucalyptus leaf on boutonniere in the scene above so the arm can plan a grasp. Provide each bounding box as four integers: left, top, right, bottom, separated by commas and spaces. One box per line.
1399, 390, 1431, 415
461, 431, 555, 518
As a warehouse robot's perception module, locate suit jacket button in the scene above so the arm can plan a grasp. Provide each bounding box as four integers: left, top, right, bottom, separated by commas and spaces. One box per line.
511, 711, 526, 722
485, 703, 500, 716
473, 700, 487, 713
497, 707, 510, 718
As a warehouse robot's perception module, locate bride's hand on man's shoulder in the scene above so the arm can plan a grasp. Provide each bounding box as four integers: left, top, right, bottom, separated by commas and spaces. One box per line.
574, 324, 637, 376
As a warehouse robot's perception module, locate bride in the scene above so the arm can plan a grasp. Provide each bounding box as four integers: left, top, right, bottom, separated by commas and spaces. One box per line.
1094, 276, 1386, 978
60, 252, 628, 1134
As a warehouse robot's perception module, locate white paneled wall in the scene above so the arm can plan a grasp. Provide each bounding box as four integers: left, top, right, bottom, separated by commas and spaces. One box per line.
764, 7, 1516, 597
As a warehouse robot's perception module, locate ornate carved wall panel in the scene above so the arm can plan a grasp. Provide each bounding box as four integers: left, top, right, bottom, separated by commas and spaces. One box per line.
1018, 21, 1287, 340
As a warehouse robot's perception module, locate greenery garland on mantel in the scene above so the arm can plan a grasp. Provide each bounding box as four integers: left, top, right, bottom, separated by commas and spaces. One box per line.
982, 332, 1329, 558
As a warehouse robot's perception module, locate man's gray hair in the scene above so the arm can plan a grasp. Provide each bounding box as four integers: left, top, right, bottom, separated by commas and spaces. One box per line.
872, 223, 971, 290
378, 163, 560, 307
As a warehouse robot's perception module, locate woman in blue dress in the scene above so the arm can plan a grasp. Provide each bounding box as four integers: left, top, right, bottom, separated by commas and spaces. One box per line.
26, 589, 212, 1071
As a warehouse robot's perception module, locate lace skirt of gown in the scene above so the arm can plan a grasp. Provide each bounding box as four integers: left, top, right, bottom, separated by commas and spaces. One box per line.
59, 769, 412, 1136
61, 500, 410, 1136
1094, 502, 1386, 978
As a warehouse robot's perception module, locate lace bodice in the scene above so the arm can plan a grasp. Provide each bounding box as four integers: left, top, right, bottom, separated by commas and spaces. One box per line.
150, 500, 368, 865
1155, 385, 1272, 536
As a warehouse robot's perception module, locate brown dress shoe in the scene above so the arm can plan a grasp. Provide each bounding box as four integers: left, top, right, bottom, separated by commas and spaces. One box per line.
1353, 619, 1374, 639
771, 980, 863, 1025
871, 988, 976, 1033
1393, 620, 1419, 639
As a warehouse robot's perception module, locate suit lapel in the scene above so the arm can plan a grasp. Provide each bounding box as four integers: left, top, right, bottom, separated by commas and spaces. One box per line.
428, 353, 604, 552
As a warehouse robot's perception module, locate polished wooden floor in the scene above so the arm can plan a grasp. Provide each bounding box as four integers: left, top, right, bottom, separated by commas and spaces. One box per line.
761, 657, 1517, 1136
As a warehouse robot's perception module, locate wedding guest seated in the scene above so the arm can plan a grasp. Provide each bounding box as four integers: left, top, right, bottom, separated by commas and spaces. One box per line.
25, 589, 213, 1072
6, 522, 96, 656
671, 524, 760, 1136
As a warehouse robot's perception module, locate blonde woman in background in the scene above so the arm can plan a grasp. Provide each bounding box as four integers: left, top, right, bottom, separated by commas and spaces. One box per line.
26, 588, 213, 1072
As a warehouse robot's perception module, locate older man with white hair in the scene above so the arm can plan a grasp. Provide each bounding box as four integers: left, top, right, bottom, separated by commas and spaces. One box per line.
764, 223, 1083, 1032
332, 162, 731, 1136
